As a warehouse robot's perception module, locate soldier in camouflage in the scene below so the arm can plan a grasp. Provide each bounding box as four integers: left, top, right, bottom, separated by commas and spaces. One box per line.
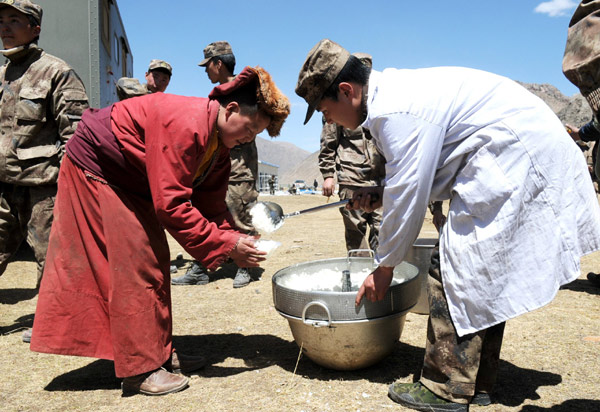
172, 41, 259, 288
0, 0, 88, 280
116, 59, 172, 101
319, 53, 385, 255
0, 0, 89, 340
563, 0, 600, 288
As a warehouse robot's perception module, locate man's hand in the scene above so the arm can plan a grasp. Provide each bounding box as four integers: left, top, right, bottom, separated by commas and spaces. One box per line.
322, 177, 335, 197
565, 123, 580, 141
347, 186, 383, 212
355, 266, 394, 306
229, 236, 267, 267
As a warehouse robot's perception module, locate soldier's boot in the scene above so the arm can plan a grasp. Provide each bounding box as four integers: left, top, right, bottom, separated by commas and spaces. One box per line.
233, 267, 251, 288
388, 382, 468, 412
171, 261, 209, 285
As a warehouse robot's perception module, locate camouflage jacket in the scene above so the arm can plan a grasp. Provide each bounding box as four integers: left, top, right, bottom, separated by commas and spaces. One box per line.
318, 122, 385, 187
229, 141, 258, 183
116, 77, 149, 101
563, 0, 600, 116
0, 44, 88, 185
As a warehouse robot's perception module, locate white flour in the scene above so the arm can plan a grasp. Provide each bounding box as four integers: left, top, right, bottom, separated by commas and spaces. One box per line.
254, 239, 281, 254
277, 267, 406, 292
250, 203, 283, 233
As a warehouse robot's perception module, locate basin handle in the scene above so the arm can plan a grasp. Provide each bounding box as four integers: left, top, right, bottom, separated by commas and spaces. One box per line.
347, 249, 375, 258
302, 301, 332, 328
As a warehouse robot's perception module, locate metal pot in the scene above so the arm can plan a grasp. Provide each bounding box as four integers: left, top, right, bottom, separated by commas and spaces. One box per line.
272, 257, 419, 370
404, 238, 438, 315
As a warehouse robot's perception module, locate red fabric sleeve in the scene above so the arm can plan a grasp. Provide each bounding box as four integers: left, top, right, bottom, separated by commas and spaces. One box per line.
112, 94, 239, 270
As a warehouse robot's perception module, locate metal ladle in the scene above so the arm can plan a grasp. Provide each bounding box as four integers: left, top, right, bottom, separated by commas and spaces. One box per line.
258, 199, 350, 228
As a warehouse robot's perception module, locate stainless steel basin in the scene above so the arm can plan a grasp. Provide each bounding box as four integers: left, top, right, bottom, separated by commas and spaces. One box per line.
272, 257, 419, 370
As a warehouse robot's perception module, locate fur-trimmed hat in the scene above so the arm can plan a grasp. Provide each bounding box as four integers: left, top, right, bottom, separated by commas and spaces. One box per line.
209, 66, 290, 137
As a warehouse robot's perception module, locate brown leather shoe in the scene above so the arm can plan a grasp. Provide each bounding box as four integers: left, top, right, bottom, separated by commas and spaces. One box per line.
121, 368, 189, 396
164, 351, 207, 375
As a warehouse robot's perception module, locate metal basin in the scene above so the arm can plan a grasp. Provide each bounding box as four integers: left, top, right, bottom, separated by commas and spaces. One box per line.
272, 257, 419, 370
404, 238, 437, 314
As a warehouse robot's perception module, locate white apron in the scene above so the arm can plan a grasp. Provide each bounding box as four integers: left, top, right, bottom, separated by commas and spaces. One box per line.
364, 68, 600, 336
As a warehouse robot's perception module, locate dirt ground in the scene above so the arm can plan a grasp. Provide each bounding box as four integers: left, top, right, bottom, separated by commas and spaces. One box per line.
0, 193, 599, 412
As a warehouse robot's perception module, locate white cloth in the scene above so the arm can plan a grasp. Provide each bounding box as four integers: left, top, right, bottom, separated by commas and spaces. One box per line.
364, 67, 600, 336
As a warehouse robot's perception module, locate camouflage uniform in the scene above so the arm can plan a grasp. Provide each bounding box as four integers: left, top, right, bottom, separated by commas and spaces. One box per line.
420, 245, 505, 403
563, 0, 600, 179
115, 77, 148, 101
0, 44, 89, 284
116, 60, 172, 101
226, 142, 258, 234
319, 122, 385, 252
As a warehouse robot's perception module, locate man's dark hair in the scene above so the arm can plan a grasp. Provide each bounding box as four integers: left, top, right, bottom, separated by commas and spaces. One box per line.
26, 15, 40, 44
215, 78, 260, 116
212, 53, 236, 75
322, 55, 371, 101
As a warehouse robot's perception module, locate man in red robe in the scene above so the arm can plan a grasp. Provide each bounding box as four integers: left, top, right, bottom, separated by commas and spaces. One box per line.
30, 66, 290, 396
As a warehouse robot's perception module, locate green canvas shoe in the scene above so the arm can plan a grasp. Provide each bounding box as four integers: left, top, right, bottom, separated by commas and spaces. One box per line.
388, 382, 468, 412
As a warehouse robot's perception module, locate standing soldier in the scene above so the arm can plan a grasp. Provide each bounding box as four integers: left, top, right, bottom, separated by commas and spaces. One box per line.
319, 53, 385, 254
172, 41, 259, 288
0, 0, 89, 341
116, 59, 172, 101
563, 0, 600, 288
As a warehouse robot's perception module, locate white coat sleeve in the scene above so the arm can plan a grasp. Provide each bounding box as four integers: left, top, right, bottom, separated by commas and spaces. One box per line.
369, 113, 444, 267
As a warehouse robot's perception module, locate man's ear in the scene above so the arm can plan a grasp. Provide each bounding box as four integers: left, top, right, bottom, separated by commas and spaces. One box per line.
225, 101, 240, 118
338, 82, 355, 99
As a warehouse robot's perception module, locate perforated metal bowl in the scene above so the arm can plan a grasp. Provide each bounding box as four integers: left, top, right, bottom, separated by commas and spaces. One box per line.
272, 257, 419, 321
272, 257, 419, 370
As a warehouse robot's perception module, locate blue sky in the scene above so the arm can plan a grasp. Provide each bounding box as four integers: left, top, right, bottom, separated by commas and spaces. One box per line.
118, 0, 581, 153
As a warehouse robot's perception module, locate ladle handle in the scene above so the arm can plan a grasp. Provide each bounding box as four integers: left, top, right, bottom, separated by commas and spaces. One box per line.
284, 199, 349, 218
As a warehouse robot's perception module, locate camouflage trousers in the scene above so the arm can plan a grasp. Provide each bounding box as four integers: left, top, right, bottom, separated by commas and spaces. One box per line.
338, 186, 382, 252
420, 245, 505, 404
226, 181, 258, 234
0, 182, 56, 287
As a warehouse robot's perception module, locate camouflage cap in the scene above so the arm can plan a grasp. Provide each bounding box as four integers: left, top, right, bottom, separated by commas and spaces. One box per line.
148, 59, 172, 76
295, 39, 351, 125
198, 41, 233, 66
0, 0, 42, 24
352, 52, 372, 68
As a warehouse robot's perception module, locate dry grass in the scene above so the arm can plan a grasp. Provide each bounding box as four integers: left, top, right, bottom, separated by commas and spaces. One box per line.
1, 194, 599, 412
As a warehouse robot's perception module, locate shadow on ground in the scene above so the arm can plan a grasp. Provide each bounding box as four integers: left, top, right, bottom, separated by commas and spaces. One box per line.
0, 287, 37, 305
560, 278, 600, 296
44, 359, 121, 391
0, 313, 33, 336
41, 331, 564, 409
519, 399, 600, 411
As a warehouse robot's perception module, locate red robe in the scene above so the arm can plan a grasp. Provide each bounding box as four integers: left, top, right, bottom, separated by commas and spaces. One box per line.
30, 93, 240, 377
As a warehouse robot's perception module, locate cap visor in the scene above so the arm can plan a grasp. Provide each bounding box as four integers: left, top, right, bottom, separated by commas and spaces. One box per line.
303, 103, 317, 125
198, 58, 210, 67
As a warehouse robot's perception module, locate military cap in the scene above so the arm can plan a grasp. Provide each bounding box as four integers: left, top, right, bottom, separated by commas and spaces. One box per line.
198, 41, 233, 67
148, 59, 172, 76
0, 0, 42, 25
352, 52, 372, 68
295, 39, 351, 124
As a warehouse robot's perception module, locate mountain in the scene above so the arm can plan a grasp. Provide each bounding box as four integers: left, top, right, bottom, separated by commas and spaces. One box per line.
255, 136, 311, 181
258, 82, 593, 187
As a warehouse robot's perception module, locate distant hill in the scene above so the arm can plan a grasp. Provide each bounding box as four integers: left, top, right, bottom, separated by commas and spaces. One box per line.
258, 82, 593, 187
255, 136, 311, 182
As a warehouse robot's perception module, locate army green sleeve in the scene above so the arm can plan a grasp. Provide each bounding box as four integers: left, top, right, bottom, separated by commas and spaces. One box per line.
51, 69, 89, 147
319, 122, 340, 180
